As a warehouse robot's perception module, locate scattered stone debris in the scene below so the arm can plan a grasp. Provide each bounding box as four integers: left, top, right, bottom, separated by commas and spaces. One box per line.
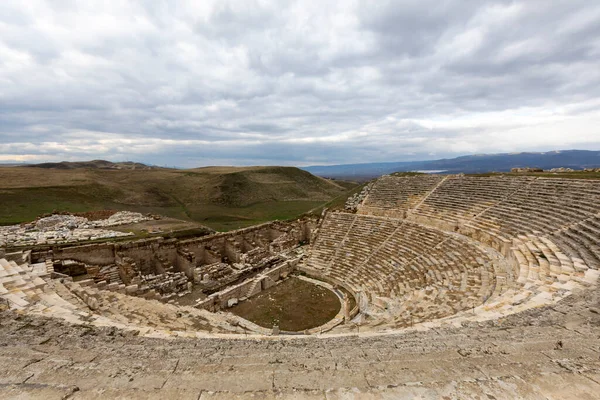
0, 211, 153, 247
547, 167, 575, 173
511, 167, 544, 173
89, 211, 155, 227
345, 182, 373, 212
512, 167, 589, 173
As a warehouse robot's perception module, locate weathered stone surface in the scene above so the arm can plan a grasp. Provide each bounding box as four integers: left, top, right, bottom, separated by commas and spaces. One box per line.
2, 175, 600, 397
0, 284, 599, 397
0, 212, 150, 247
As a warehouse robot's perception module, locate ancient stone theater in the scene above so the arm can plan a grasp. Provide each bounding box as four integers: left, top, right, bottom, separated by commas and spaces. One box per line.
2, 174, 600, 398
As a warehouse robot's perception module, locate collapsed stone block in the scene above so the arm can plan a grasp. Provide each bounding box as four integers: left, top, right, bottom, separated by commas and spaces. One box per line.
227, 298, 238, 308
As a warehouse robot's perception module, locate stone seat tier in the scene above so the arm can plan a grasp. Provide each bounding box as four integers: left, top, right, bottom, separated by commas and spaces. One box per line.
413, 176, 533, 223
511, 234, 598, 290
0, 258, 50, 310
305, 214, 507, 324
359, 175, 444, 215
550, 215, 600, 270
467, 179, 600, 238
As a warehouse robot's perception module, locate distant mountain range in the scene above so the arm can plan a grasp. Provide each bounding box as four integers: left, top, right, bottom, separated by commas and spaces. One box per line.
301, 150, 600, 180
23, 160, 157, 170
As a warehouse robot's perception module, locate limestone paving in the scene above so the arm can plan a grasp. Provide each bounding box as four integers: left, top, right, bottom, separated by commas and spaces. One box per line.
1, 287, 599, 398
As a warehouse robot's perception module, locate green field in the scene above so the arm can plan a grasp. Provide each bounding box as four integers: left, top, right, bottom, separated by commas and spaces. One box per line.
0, 166, 358, 231
184, 200, 329, 231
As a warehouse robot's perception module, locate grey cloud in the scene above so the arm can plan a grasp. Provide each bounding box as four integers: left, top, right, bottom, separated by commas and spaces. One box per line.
359, 0, 486, 58
0, 0, 599, 167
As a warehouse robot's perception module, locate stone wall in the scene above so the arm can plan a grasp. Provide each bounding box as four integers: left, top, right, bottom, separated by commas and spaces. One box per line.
33, 218, 318, 280
176, 248, 196, 278
195, 259, 299, 312
68, 270, 191, 303
51, 242, 117, 265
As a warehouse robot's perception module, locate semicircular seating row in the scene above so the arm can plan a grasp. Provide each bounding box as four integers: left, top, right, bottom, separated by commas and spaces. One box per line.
0, 257, 255, 336
305, 213, 515, 326
304, 175, 600, 327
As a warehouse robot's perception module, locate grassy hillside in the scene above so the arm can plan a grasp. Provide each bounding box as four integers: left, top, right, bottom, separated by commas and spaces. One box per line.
0, 166, 357, 231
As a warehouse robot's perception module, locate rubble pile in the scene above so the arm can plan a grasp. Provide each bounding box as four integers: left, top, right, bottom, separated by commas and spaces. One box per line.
194, 262, 239, 291
511, 166, 595, 173
344, 182, 373, 212
89, 211, 152, 227
511, 167, 544, 173
0, 211, 151, 248
35, 214, 87, 230
547, 167, 576, 172
140, 272, 192, 299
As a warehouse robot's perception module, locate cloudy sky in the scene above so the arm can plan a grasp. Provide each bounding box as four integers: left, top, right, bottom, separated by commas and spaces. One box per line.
1, 1, 599, 167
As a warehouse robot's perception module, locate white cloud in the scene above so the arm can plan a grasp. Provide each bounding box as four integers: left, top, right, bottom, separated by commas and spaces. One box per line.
0, 0, 599, 167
